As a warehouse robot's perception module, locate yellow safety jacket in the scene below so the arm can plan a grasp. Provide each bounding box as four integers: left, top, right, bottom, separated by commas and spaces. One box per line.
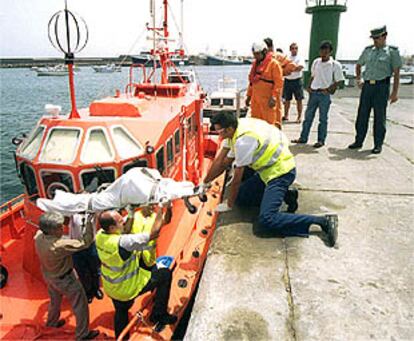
95, 212, 156, 302
228, 118, 295, 184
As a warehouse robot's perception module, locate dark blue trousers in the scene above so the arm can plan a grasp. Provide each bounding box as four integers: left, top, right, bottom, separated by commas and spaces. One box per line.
236, 168, 325, 237
355, 81, 390, 147
72, 242, 101, 300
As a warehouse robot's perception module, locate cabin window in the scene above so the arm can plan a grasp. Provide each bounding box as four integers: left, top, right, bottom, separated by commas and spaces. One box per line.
82, 128, 113, 164
174, 129, 180, 154
156, 147, 165, 175
123, 159, 148, 174
81, 168, 116, 192
40, 128, 80, 163
112, 127, 143, 159
223, 98, 234, 106
40, 170, 74, 199
166, 138, 174, 165
19, 163, 39, 201
19, 126, 45, 160
211, 98, 221, 106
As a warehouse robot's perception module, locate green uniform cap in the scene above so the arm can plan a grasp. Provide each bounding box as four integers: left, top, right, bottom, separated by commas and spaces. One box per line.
370, 25, 387, 38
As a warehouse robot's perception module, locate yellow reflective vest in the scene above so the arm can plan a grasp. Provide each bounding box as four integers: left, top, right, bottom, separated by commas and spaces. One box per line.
228, 118, 295, 184
95, 211, 156, 302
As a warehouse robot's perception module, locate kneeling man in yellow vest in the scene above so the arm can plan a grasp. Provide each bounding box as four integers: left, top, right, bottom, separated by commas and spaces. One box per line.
96, 205, 176, 340
204, 113, 338, 247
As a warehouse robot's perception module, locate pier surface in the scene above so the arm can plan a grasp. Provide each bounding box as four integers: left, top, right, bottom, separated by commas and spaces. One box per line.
185, 88, 414, 340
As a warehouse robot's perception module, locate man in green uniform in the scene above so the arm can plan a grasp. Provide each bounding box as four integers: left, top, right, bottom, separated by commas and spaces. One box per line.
348, 25, 402, 154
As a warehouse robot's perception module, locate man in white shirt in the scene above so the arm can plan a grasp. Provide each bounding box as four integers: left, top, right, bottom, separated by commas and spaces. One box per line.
283, 43, 305, 123
292, 41, 344, 148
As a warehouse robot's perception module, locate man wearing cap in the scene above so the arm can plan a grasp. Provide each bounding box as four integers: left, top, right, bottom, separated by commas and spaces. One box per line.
246, 41, 284, 128
348, 25, 402, 154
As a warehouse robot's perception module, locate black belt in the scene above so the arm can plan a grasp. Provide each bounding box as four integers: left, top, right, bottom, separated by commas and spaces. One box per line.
58, 269, 73, 279
365, 77, 390, 85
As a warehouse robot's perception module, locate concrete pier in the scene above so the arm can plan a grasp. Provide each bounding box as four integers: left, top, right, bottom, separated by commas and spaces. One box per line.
185, 89, 414, 340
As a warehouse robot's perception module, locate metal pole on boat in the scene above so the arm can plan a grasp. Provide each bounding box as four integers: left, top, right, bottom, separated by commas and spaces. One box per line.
47, 0, 88, 119
64, 0, 80, 119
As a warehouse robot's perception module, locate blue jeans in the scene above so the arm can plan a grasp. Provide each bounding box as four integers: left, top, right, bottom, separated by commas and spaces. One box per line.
236, 168, 326, 237
300, 92, 331, 143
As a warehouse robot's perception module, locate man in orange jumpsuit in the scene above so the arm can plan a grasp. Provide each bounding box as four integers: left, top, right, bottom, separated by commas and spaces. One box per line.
246, 41, 284, 128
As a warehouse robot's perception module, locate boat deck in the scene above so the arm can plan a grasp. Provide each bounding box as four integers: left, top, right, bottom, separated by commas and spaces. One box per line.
0, 161, 224, 340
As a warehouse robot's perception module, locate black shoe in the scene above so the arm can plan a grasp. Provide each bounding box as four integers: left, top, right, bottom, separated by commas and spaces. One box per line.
322, 214, 338, 247
371, 146, 382, 154
81, 330, 100, 340
87, 296, 93, 304
47, 319, 65, 328
150, 313, 178, 326
285, 188, 298, 213
313, 141, 325, 148
348, 142, 362, 149
291, 138, 306, 144
95, 289, 104, 300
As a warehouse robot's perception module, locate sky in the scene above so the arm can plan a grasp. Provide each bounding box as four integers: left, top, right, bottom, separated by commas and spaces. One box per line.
0, 0, 413, 60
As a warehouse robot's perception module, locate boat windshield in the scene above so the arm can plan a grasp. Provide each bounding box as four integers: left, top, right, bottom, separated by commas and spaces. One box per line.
81, 128, 114, 164
112, 127, 143, 159
40, 128, 81, 163
19, 126, 45, 160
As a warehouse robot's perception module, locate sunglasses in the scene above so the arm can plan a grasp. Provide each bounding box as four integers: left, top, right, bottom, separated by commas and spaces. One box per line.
373, 34, 386, 40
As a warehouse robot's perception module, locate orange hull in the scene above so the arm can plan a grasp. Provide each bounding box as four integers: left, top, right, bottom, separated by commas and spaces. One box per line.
0, 164, 224, 340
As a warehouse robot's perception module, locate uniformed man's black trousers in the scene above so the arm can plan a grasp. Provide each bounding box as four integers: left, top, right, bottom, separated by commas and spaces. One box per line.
354, 80, 390, 148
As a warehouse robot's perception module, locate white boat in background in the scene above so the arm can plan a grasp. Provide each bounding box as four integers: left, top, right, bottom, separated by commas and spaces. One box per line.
92, 63, 122, 73
35, 64, 70, 77
203, 77, 247, 123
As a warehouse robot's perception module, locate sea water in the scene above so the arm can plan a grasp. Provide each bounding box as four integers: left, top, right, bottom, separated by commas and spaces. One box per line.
0, 65, 250, 203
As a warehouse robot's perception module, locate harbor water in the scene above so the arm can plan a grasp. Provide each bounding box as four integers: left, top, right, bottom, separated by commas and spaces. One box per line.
0, 65, 250, 203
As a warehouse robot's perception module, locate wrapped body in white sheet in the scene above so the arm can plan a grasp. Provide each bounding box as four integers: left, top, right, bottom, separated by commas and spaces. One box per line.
37, 168, 196, 215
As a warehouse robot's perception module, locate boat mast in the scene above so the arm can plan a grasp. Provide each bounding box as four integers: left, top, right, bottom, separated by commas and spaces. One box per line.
160, 0, 169, 83
179, 0, 184, 51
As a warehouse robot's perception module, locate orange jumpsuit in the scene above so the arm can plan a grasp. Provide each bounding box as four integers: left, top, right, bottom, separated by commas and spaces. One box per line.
247, 52, 284, 126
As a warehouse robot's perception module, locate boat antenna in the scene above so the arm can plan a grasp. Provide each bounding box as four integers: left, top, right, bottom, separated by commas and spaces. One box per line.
48, 0, 88, 119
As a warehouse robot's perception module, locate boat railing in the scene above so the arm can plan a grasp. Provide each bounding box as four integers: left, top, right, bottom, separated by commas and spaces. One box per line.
0, 194, 26, 242
126, 64, 149, 94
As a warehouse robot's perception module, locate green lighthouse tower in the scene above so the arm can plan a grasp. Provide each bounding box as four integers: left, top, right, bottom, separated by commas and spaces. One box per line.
304, 0, 347, 85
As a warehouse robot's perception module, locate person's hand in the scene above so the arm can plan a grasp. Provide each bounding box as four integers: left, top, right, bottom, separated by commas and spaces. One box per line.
357, 78, 364, 89
268, 96, 276, 108
389, 91, 398, 104
245, 96, 251, 107
306, 87, 312, 94
215, 201, 232, 213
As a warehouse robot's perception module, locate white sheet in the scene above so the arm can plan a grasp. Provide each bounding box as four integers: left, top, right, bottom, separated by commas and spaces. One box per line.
37, 167, 196, 216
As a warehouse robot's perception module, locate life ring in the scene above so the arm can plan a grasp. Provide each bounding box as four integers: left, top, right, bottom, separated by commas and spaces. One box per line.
46, 182, 70, 199
0, 265, 9, 289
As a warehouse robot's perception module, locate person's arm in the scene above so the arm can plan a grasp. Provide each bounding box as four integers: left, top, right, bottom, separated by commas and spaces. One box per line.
54, 214, 94, 254
356, 48, 366, 88
227, 167, 244, 208
204, 146, 234, 183
267, 61, 283, 108
389, 48, 402, 103
390, 67, 400, 103
123, 206, 136, 234
356, 63, 363, 88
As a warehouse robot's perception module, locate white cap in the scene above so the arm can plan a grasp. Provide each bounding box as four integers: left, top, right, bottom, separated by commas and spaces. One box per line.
252, 41, 267, 53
